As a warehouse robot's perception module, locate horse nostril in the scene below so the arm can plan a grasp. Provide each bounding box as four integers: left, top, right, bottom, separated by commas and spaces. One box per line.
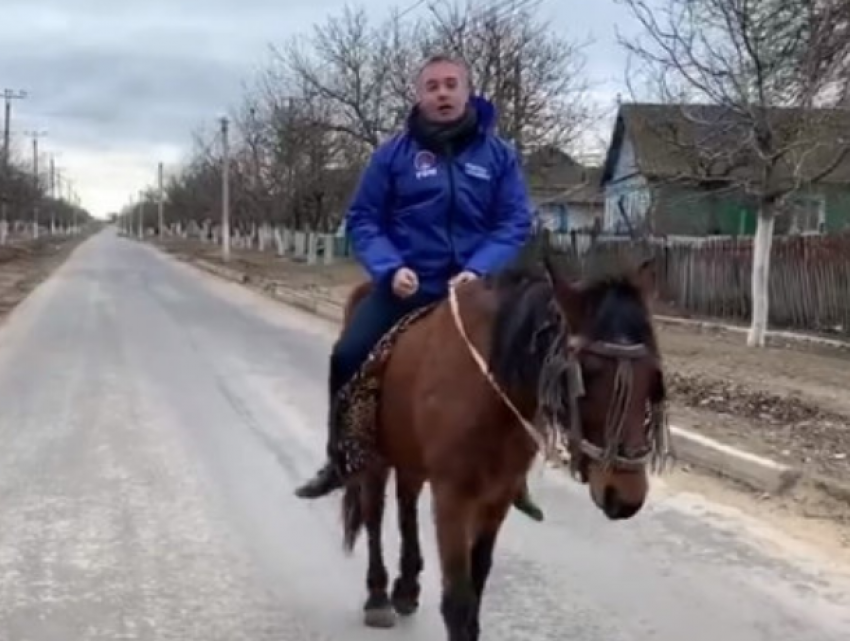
602, 486, 642, 520
602, 486, 620, 515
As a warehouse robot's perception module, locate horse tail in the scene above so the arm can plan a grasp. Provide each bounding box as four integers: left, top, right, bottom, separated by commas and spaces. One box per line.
341, 481, 365, 554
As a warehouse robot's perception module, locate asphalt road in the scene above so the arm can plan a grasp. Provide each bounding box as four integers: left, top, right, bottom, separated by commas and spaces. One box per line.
0, 229, 847, 641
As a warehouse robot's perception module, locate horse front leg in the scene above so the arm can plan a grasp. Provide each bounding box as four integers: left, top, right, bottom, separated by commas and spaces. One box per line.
391, 472, 425, 616
468, 497, 512, 641
433, 482, 477, 641
362, 468, 396, 628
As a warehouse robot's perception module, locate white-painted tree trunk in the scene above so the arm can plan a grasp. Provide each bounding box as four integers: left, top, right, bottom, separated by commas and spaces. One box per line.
746, 207, 776, 347
273, 227, 284, 255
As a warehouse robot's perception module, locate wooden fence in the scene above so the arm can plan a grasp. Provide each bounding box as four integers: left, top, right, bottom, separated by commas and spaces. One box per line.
536, 231, 850, 337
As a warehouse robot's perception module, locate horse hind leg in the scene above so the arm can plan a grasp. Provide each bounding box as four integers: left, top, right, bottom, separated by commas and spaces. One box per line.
361, 468, 396, 629
391, 472, 425, 616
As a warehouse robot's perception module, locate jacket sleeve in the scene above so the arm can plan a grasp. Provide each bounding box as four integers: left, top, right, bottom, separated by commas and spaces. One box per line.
346, 147, 405, 285
463, 146, 533, 276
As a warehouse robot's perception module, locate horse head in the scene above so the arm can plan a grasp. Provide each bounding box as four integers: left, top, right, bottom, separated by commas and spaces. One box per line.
543, 253, 668, 519
488, 252, 669, 521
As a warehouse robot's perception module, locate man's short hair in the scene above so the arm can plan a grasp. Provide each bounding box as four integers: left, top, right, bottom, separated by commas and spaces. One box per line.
415, 54, 474, 90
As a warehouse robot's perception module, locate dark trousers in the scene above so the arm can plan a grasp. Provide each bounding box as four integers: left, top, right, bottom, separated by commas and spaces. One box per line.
326, 286, 441, 457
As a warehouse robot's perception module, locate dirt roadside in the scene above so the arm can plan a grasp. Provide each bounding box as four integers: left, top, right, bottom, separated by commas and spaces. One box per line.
0, 235, 93, 324
154, 239, 850, 531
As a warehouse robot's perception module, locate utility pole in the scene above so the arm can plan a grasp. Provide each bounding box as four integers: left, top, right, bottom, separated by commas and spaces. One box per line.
157, 161, 164, 238
220, 116, 231, 262
25, 130, 47, 239
1, 88, 27, 229
66, 178, 75, 234
49, 155, 56, 234
55, 168, 68, 233
138, 191, 144, 238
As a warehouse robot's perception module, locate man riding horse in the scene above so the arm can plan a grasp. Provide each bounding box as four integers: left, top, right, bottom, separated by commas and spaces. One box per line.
294, 53, 544, 521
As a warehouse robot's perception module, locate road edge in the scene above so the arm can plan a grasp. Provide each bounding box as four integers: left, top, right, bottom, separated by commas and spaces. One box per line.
653, 314, 850, 352
151, 245, 850, 504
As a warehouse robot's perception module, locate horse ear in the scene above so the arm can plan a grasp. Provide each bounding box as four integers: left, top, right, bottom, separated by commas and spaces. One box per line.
543, 251, 584, 323
634, 256, 657, 300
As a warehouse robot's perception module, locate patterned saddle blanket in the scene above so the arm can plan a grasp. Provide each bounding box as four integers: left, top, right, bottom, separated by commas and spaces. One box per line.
335, 302, 439, 476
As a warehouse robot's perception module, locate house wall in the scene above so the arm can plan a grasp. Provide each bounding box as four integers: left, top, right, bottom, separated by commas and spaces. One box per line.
823, 185, 850, 232
651, 183, 850, 236
602, 121, 850, 236
568, 203, 603, 230
653, 185, 757, 235
535, 203, 564, 232
603, 135, 652, 232
535, 201, 602, 232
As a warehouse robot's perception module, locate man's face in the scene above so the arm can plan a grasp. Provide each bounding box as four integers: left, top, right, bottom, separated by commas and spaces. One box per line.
415, 60, 470, 123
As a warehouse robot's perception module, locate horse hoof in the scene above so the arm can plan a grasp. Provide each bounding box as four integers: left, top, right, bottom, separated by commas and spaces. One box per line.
391, 580, 420, 616
392, 596, 419, 617
364, 606, 397, 628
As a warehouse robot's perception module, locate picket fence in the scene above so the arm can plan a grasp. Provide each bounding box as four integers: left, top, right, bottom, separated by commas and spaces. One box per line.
537, 231, 850, 337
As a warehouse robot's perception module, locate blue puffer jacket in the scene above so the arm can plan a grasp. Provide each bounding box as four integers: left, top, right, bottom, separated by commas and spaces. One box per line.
345, 95, 532, 296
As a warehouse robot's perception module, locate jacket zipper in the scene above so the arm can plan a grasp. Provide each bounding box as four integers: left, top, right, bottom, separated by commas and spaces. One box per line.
445, 146, 459, 273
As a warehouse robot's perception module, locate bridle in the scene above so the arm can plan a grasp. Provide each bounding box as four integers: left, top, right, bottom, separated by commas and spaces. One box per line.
558, 335, 669, 475
448, 281, 672, 476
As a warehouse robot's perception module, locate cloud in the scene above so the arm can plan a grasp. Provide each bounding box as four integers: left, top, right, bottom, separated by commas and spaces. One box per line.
0, 0, 635, 217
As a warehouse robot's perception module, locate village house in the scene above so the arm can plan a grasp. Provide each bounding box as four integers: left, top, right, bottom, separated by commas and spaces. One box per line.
522, 146, 604, 233
599, 103, 850, 236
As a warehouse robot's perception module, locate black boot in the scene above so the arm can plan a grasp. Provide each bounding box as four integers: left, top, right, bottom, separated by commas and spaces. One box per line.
295, 392, 345, 499
512, 480, 544, 522
294, 459, 344, 499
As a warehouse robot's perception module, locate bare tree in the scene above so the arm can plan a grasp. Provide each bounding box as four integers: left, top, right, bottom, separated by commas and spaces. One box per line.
617, 0, 850, 346
158, 0, 599, 241
0, 141, 90, 235
162, 78, 359, 235
272, 4, 413, 150
425, 0, 596, 154
271, 0, 596, 155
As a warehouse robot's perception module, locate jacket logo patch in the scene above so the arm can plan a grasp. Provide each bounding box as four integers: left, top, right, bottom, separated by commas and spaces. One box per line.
414, 150, 438, 179
463, 162, 490, 181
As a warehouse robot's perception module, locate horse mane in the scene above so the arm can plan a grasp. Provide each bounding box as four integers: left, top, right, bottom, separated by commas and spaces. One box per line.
485, 261, 657, 395
485, 265, 561, 394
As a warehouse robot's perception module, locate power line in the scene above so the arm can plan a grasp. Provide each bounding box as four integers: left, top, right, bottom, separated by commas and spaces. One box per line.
398, 0, 430, 19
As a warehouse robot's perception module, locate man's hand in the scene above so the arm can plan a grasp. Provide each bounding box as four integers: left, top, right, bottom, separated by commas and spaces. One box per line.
449, 270, 478, 288
392, 267, 419, 298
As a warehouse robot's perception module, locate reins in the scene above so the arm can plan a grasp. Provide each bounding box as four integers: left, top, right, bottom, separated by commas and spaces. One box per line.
448, 283, 551, 456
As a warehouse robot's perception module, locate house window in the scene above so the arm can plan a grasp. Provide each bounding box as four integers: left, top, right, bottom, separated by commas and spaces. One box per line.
780, 194, 826, 235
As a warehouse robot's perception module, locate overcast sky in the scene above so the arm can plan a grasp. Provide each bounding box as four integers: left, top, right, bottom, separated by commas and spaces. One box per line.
0, 0, 641, 218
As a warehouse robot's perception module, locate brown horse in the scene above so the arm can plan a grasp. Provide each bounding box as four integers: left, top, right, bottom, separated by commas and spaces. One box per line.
336, 255, 670, 640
